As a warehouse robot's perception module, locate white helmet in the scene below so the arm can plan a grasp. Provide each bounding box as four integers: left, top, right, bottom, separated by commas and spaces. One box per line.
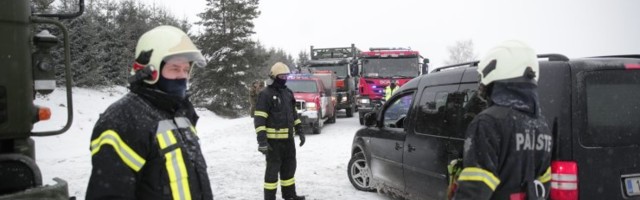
132, 25, 205, 84
477, 40, 539, 86
270, 62, 290, 78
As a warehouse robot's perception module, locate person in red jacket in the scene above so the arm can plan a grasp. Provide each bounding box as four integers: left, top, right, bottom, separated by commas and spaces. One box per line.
454, 40, 552, 200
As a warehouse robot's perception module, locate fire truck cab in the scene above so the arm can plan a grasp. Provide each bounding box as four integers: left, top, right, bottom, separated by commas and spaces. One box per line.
286, 71, 337, 134
356, 47, 429, 124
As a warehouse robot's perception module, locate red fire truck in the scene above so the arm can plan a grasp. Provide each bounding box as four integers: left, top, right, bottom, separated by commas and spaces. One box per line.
286, 71, 337, 134
356, 47, 429, 124
307, 44, 360, 118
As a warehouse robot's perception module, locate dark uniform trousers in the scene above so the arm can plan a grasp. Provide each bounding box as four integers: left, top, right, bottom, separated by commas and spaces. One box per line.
264, 139, 297, 200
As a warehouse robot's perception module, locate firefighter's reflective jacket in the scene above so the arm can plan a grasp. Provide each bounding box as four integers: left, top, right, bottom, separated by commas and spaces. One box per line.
454, 83, 552, 200
254, 84, 302, 141
384, 85, 398, 101
86, 87, 213, 200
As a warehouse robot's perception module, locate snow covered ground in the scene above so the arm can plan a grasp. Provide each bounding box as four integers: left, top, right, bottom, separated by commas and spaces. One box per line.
32, 87, 391, 200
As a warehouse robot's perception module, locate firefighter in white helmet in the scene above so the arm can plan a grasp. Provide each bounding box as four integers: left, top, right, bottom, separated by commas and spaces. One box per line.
254, 62, 306, 200
453, 40, 552, 200
86, 25, 213, 199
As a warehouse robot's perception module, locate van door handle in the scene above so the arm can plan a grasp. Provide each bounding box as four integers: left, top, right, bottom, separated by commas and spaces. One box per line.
395, 142, 403, 151
407, 144, 416, 152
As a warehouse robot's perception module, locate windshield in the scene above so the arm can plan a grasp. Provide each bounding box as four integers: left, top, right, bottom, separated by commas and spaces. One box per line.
309, 64, 347, 78
362, 57, 419, 78
286, 80, 318, 93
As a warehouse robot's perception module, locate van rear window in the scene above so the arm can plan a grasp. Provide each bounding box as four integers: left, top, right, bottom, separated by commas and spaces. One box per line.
582, 70, 640, 147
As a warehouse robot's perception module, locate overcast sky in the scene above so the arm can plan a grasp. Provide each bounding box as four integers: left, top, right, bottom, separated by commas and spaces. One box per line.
141, 0, 638, 66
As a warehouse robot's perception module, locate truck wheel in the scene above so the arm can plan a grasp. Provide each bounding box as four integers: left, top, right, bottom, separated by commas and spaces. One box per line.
348, 152, 375, 192
313, 124, 321, 134
346, 106, 354, 118
359, 117, 364, 125
326, 107, 336, 124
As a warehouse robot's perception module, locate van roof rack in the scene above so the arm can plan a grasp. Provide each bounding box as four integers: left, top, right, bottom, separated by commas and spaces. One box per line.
588, 54, 640, 59
431, 54, 571, 73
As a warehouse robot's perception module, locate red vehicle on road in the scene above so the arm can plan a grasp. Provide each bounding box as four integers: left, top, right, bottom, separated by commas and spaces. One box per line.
356, 47, 429, 124
286, 71, 337, 134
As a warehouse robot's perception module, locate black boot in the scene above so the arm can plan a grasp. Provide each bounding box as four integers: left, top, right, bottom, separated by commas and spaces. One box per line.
284, 195, 305, 200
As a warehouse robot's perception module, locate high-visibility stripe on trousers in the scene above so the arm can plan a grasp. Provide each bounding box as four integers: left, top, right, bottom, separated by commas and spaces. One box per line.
264, 139, 298, 200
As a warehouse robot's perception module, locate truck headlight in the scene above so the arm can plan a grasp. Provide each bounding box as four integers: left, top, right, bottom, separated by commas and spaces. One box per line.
341, 96, 348, 102
306, 103, 317, 111
359, 98, 370, 104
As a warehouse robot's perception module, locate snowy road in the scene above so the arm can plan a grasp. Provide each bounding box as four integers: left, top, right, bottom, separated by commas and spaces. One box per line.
33, 87, 392, 200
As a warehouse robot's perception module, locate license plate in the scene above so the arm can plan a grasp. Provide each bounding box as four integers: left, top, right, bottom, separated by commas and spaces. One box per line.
624, 177, 640, 196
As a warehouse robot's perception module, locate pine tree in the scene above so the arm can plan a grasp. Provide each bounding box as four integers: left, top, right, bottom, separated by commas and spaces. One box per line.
296, 50, 310, 72
191, 0, 264, 118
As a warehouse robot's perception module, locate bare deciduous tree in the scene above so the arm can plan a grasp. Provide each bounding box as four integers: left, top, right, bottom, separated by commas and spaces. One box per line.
445, 39, 478, 65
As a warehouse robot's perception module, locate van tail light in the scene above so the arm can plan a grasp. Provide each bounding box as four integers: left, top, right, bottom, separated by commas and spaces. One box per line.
550, 161, 579, 200
625, 63, 640, 70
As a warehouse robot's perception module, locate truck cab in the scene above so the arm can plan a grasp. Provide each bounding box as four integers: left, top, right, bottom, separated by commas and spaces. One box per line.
307, 44, 360, 118
356, 47, 429, 125
286, 72, 337, 134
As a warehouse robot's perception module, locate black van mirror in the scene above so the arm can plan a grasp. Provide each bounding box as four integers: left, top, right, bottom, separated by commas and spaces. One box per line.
364, 112, 377, 127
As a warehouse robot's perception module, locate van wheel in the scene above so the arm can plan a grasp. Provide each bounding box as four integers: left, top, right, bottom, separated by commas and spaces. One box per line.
348, 152, 375, 191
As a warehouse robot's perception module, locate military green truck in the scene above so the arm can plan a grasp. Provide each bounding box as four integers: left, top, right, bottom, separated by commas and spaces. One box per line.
0, 0, 83, 199
307, 44, 360, 117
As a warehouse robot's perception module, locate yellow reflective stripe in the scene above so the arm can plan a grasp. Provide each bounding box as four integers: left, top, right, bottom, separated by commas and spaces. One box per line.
281, 177, 295, 187
266, 128, 289, 134
458, 167, 501, 191
157, 130, 191, 200
264, 182, 278, 190
256, 126, 266, 133
538, 167, 551, 183
91, 130, 146, 172
267, 133, 289, 139
254, 111, 269, 118
190, 126, 197, 136
294, 119, 301, 126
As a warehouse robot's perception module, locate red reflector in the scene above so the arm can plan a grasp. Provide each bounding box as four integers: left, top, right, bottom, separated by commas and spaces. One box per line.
38, 107, 51, 121
551, 161, 578, 200
625, 63, 640, 69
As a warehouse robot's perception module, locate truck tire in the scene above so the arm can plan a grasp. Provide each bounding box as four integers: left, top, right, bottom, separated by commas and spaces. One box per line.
359, 117, 364, 125
346, 105, 354, 118
326, 107, 336, 124
313, 124, 321, 134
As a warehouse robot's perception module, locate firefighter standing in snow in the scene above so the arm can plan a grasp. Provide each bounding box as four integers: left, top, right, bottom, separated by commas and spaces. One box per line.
254, 62, 306, 200
453, 40, 552, 200
86, 26, 213, 200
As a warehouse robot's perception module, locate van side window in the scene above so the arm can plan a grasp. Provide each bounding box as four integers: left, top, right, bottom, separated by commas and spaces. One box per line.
455, 83, 487, 139
414, 85, 458, 136
383, 92, 414, 128
581, 70, 640, 147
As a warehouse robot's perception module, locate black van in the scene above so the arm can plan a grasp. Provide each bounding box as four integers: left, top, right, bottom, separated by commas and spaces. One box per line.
347, 54, 640, 200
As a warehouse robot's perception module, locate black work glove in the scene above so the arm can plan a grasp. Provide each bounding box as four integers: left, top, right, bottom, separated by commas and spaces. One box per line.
298, 133, 306, 147
258, 141, 271, 155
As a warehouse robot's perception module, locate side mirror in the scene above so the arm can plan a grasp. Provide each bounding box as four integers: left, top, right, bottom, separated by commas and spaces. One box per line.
422, 58, 430, 74
364, 112, 378, 127
350, 63, 359, 77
